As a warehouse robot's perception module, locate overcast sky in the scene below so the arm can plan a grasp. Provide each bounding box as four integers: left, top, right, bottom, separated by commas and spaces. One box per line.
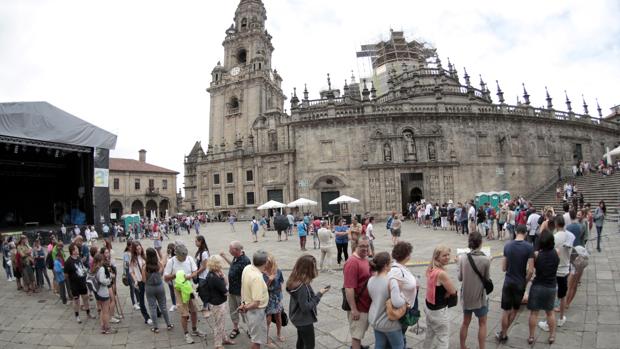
1, 0, 619, 193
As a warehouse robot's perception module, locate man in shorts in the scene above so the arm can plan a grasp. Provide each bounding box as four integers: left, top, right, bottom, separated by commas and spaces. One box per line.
163, 243, 205, 344
64, 243, 96, 323
496, 224, 534, 342
344, 236, 372, 349
238, 250, 269, 349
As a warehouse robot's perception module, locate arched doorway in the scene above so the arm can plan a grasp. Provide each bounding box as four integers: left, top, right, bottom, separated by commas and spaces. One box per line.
410, 187, 423, 203
312, 175, 346, 217
146, 200, 158, 219
159, 199, 169, 218
131, 200, 144, 215
110, 200, 123, 220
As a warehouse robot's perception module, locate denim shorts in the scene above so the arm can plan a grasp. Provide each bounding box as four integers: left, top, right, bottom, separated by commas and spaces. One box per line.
463, 305, 488, 318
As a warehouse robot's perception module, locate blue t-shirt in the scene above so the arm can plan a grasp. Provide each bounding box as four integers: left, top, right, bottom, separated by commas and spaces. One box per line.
503, 240, 534, 286
297, 223, 307, 237
566, 223, 583, 247
334, 225, 349, 243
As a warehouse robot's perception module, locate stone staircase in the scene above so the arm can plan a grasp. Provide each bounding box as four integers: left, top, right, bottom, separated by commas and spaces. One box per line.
529, 171, 620, 223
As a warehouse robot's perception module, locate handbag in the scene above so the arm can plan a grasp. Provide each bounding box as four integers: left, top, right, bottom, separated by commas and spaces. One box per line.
385, 278, 408, 321
400, 292, 420, 326
467, 253, 493, 295
281, 310, 289, 327
447, 293, 458, 308
121, 270, 129, 287
341, 279, 368, 311
341, 287, 351, 311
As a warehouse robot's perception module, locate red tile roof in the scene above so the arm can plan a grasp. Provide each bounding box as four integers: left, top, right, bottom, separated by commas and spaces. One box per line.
109, 158, 179, 174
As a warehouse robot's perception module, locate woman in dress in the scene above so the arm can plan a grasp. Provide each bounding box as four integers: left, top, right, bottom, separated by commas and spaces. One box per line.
264, 253, 285, 347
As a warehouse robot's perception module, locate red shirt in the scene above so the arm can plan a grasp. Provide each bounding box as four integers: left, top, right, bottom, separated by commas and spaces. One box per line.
343, 254, 371, 312
516, 210, 527, 225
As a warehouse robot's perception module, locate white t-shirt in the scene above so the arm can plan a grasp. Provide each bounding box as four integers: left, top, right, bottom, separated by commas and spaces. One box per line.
562, 212, 572, 226
554, 229, 575, 277
197, 251, 210, 279
425, 203, 432, 215
526, 213, 541, 236
366, 223, 374, 240
387, 262, 417, 307
468, 206, 476, 219
130, 256, 145, 282
164, 256, 197, 281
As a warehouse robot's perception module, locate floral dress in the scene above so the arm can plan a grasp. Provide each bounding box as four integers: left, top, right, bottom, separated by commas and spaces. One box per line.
263, 269, 284, 315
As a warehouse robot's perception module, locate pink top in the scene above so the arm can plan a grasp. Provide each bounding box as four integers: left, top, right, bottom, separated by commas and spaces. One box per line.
425, 268, 442, 304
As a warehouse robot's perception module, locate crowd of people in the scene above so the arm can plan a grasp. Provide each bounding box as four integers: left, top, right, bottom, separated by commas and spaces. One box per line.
0, 192, 610, 349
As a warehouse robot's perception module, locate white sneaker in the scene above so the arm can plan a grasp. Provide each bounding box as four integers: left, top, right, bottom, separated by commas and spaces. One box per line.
110, 317, 121, 323
191, 329, 206, 337
558, 316, 567, 327
538, 320, 549, 332
76, 316, 82, 324
169, 305, 176, 312
133, 304, 141, 311
185, 333, 194, 344
147, 319, 153, 325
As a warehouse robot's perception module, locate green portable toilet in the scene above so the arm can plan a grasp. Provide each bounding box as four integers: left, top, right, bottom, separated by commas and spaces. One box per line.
477, 192, 490, 208
489, 192, 501, 210
499, 191, 511, 204
474, 192, 484, 208
121, 214, 141, 234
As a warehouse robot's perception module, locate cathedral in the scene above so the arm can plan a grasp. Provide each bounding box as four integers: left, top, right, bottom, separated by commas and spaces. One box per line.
184, 0, 620, 219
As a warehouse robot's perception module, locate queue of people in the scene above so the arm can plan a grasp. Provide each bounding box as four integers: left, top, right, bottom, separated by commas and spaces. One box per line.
0, 199, 603, 349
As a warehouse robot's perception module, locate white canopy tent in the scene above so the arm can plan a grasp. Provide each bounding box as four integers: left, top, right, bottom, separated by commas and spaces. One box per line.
328, 195, 360, 205
604, 145, 620, 161
257, 200, 287, 211
287, 198, 318, 208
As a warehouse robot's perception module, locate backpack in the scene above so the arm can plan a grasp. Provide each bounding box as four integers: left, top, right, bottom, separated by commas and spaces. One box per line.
386, 217, 393, 230
46, 252, 54, 270
86, 270, 101, 293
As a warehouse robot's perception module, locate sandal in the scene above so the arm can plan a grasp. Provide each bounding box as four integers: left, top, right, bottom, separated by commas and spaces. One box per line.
167, 324, 174, 330
527, 336, 535, 345
229, 328, 240, 339
151, 327, 159, 333
548, 335, 555, 344
278, 336, 286, 342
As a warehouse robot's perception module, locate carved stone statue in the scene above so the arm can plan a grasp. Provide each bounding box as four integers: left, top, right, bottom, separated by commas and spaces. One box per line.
383, 143, 392, 162
403, 131, 417, 161
428, 141, 437, 161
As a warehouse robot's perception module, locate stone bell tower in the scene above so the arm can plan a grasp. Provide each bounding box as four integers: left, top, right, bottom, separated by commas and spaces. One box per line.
207, 0, 285, 154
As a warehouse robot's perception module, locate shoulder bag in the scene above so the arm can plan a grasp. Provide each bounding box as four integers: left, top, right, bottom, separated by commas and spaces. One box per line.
467, 253, 493, 294
385, 278, 409, 321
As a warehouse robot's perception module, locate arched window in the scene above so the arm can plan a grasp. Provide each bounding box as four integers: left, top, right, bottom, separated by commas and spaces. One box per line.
237, 48, 247, 64
228, 96, 240, 114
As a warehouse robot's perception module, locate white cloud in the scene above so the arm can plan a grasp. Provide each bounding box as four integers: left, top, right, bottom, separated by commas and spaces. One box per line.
1, 0, 618, 192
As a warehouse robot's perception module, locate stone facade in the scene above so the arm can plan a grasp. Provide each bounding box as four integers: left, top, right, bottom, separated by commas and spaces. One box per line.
110, 150, 179, 219
184, 0, 620, 219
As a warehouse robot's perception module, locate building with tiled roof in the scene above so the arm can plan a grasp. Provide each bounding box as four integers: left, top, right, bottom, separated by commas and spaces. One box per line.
109, 150, 179, 219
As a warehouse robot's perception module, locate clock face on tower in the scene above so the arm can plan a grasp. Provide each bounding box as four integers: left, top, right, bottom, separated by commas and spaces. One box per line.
230, 66, 241, 76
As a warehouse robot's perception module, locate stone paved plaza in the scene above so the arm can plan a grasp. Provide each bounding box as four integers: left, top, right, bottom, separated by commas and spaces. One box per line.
0, 220, 619, 349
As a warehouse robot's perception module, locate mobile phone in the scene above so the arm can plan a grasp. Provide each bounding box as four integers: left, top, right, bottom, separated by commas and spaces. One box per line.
323, 285, 331, 290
